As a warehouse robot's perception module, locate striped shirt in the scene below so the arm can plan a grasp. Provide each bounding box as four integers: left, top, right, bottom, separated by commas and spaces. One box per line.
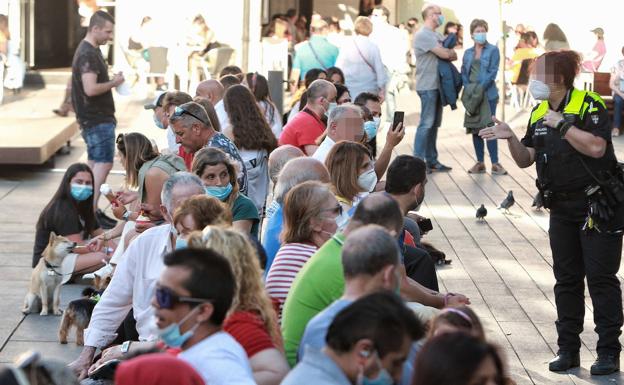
265, 243, 318, 323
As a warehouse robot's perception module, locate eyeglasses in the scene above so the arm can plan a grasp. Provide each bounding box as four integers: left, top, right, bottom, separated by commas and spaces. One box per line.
155, 285, 210, 309
172, 106, 206, 125
320, 204, 343, 218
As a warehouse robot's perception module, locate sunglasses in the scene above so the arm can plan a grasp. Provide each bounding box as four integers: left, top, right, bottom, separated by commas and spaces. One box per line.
155, 285, 210, 309
173, 106, 206, 125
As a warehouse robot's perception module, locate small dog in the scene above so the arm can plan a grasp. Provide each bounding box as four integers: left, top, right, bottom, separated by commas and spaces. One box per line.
22, 232, 76, 316
58, 287, 101, 345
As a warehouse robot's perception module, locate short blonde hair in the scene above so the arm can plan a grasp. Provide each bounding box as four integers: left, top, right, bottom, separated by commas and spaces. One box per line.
354, 16, 372, 36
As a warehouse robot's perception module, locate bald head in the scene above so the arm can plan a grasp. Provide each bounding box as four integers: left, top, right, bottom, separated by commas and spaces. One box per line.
306, 79, 337, 108
274, 157, 330, 203
347, 193, 404, 236
196, 80, 225, 105
268, 145, 305, 185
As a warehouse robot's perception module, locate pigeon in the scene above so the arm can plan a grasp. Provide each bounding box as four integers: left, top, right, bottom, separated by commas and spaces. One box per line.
498, 191, 515, 213
532, 192, 543, 210
476, 204, 487, 221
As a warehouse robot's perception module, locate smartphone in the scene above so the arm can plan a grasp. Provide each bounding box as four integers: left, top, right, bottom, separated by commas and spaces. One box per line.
417, 218, 433, 233
89, 359, 121, 380
392, 111, 405, 131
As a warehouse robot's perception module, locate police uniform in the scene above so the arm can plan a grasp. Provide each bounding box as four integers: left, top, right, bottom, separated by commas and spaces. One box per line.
521, 88, 623, 359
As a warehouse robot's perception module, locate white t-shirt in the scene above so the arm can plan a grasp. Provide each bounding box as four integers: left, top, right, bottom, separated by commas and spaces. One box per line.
311, 136, 336, 164
179, 331, 256, 385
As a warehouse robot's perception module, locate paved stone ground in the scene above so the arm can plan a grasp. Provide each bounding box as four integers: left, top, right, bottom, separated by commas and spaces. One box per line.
1, 87, 623, 384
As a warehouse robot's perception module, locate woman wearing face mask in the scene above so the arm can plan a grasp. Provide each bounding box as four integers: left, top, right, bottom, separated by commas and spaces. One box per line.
325, 141, 377, 223
191, 147, 260, 236
461, 19, 506, 176
266, 181, 340, 322
32, 163, 111, 283
480, 50, 623, 375
189, 226, 290, 385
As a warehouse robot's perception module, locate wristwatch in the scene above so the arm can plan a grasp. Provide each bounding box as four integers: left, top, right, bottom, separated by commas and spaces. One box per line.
556, 119, 573, 138
122, 210, 131, 221
121, 340, 132, 354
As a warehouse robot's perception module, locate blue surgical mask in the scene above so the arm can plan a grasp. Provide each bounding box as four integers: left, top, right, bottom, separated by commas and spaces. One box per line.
153, 113, 164, 129
325, 102, 337, 118
157, 307, 200, 348
204, 183, 233, 201
70, 184, 93, 201
358, 369, 393, 385
364, 121, 378, 139
175, 237, 188, 250
473, 32, 487, 45
437, 14, 445, 27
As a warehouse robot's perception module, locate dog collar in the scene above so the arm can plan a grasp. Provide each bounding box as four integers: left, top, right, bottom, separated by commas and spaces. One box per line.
44, 260, 61, 275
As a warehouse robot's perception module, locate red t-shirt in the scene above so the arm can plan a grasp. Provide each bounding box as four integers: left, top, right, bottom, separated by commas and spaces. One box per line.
178, 147, 193, 171
223, 311, 276, 358
278, 108, 326, 152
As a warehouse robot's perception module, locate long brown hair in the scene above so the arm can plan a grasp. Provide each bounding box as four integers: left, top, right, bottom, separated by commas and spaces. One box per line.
116, 133, 158, 188
191, 147, 239, 208
189, 226, 282, 346
223, 85, 277, 153
281, 181, 334, 244
325, 141, 370, 202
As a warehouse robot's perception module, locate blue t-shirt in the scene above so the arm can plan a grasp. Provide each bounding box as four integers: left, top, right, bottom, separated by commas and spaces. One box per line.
293, 36, 339, 80
298, 299, 352, 361
262, 203, 283, 274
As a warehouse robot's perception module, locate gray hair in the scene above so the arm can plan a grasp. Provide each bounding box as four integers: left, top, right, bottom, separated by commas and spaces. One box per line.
274, 157, 330, 203
327, 103, 363, 127
342, 224, 400, 278
168, 101, 211, 129
161, 172, 205, 211
268, 145, 305, 185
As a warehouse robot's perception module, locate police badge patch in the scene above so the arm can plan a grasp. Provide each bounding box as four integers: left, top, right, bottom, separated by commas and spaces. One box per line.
591, 114, 599, 124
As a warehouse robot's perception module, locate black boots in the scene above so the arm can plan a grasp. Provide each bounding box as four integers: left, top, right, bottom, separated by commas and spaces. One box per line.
548, 351, 580, 372
590, 354, 620, 375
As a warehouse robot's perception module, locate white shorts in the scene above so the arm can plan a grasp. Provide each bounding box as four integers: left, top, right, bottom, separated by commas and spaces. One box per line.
60, 252, 79, 285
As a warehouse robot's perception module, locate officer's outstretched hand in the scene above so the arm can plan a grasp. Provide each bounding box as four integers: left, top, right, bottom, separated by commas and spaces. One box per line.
479, 116, 513, 140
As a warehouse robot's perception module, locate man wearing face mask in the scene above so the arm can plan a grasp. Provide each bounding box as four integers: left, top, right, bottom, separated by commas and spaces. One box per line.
280, 79, 337, 155
283, 291, 423, 385
413, 4, 457, 173
153, 248, 255, 385
144, 92, 167, 130
69, 173, 205, 379
481, 51, 623, 375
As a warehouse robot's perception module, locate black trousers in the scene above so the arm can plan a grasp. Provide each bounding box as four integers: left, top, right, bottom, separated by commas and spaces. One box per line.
549, 198, 623, 355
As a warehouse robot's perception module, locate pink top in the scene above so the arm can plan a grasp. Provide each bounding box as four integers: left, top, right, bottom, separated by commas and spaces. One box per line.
265, 242, 318, 323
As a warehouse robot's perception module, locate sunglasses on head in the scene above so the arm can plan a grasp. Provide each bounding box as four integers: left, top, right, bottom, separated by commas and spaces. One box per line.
173, 106, 206, 125
155, 285, 210, 309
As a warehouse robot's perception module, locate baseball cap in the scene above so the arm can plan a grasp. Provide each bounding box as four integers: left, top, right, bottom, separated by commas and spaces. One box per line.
590, 27, 604, 36
144, 92, 166, 110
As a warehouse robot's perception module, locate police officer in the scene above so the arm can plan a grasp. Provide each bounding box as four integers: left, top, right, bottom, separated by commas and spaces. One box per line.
480, 50, 623, 375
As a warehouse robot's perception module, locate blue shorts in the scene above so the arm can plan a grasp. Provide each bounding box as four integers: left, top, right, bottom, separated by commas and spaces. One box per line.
81, 122, 116, 163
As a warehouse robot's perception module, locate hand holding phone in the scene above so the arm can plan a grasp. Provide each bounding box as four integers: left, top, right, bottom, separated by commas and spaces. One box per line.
392, 111, 405, 131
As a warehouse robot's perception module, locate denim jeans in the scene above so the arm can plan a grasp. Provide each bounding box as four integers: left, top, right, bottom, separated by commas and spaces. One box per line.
414, 89, 443, 165
81, 122, 116, 163
472, 99, 499, 163
614, 93, 623, 129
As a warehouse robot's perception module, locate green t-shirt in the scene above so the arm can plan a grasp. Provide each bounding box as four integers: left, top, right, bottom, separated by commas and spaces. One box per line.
232, 193, 260, 237
281, 233, 346, 366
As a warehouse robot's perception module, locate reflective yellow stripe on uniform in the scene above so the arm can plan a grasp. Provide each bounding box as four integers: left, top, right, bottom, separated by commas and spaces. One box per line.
529, 89, 607, 124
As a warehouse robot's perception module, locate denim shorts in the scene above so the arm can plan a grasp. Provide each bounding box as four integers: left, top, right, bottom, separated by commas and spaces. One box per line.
81, 122, 116, 163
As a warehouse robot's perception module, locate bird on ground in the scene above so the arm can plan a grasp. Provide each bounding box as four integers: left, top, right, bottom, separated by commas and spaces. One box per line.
532, 192, 543, 210
476, 204, 487, 221
498, 191, 515, 214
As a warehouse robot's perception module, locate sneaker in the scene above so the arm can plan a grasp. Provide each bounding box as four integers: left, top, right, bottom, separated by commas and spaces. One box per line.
491, 163, 508, 175
590, 354, 620, 375
612, 128, 620, 137
427, 163, 452, 174
96, 209, 118, 230
548, 351, 580, 372
468, 162, 486, 174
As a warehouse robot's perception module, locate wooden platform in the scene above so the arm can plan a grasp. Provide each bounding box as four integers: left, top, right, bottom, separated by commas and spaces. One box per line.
0, 117, 79, 164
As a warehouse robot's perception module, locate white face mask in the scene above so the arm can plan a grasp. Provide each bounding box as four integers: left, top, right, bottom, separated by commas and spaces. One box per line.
358, 169, 378, 192
529, 79, 551, 100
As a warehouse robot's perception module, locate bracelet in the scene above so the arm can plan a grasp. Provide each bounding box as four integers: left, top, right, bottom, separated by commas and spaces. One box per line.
559, 121, 573, 139
122, 210, 131, 221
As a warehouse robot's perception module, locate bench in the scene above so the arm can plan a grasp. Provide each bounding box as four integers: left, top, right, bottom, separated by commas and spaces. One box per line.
585, 72, 623, 125
0, 117, 79, 165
